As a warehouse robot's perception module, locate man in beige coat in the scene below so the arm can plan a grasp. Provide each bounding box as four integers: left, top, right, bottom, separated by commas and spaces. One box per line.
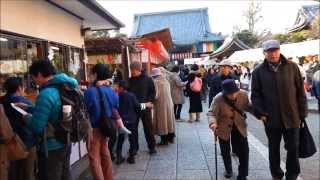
208, 79, 253, 180
151, 68, 176, 145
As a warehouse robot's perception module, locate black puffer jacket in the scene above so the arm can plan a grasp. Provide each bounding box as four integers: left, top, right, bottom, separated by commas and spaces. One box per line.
251, 54, 308, 129
128, 73, 156, 103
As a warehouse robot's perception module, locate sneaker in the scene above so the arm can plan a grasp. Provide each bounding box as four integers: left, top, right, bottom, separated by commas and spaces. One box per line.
224, 171, 233, 178
149, 149, 157, 155
116, 156, 125, 165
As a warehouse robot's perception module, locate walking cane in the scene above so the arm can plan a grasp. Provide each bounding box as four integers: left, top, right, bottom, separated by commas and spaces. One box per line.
214, 132, 218, 180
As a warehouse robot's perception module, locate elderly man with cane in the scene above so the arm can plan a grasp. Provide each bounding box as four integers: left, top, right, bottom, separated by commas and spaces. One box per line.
208, 79, 254, 180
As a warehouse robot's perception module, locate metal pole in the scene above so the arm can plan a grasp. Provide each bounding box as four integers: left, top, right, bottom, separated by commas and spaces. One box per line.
214, 133, 218, 180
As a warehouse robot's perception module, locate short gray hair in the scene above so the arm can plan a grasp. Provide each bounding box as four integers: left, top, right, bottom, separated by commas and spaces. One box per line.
130, 61, 142, 71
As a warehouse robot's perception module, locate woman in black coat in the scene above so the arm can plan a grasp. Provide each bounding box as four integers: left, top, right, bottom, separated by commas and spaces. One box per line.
186, 64, 203, 122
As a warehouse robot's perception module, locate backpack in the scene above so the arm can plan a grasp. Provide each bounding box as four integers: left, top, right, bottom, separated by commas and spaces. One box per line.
49, 85, 91, 145
190, 77, 202, 92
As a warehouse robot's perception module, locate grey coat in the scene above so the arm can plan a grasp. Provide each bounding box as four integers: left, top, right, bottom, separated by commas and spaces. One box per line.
251, 55, 308, 129
169, 73, 185, 105
208, 90, 253, 141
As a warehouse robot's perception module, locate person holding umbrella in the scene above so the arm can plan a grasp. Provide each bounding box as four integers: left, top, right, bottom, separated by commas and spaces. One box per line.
208, 79, 254, 180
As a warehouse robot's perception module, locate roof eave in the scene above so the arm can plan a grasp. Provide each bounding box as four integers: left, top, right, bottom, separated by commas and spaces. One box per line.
79, 0, 125, 28
210, 37, 250, 58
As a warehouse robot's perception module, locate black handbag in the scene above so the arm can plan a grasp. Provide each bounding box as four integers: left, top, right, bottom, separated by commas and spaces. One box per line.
299, 119, 317, 158
96, 87, 117, 138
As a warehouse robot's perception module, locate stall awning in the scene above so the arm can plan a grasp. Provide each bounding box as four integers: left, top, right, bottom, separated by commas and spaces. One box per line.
229, 39, 320, 63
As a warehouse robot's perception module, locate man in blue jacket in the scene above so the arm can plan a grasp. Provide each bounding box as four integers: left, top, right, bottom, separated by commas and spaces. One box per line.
25, 60, 77, 180
1, 77, 36, 180
113, 80, 153, 164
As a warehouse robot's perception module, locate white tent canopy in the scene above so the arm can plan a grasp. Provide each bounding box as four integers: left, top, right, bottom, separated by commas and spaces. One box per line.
229, 39, 320, 63
184, 56, 217, 65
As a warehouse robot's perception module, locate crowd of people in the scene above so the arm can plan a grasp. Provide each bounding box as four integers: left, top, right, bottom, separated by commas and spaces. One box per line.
0, 39, 319, 180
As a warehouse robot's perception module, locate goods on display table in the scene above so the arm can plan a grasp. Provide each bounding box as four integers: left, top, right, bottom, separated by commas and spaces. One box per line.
0, 60, 28, 74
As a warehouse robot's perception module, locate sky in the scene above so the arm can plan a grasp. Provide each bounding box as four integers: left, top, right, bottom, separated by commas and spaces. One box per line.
98, 0, 319, 36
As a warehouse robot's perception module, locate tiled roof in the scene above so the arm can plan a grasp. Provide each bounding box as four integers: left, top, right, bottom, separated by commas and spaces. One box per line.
131, 8, 223, 45
210, 36, 250, 59
289, 4, 319, 33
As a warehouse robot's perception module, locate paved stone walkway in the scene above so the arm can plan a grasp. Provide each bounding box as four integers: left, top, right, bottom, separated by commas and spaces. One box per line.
79, 102, 274, 180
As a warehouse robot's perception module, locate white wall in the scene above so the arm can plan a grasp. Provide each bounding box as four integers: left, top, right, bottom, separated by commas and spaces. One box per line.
0, 0, 84, 48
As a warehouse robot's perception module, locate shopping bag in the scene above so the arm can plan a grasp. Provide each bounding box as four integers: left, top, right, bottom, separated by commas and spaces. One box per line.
299, 119, 317, 158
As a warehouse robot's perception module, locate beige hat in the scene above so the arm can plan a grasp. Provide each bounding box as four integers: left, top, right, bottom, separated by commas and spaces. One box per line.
219, 59, 233, 67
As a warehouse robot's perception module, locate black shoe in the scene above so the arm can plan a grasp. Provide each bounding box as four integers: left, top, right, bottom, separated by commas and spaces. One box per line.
237, 176, 247, 180
149, 149, 157, 155
168, 138, 174, 144
116, 156, 125, 165
224, 171, 233, 178
157, 141, 168, 146
127, 156, 135, 164
129, 152, 137, 156
285, 175, 298, 180
110, 153, 116, 162
272, 177, 283, 180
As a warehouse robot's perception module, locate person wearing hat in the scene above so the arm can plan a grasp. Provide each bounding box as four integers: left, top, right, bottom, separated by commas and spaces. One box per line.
208, 59, 237, 108
150, 68, 176, 145
209, 79, 253, 180
251, 39, 307, 180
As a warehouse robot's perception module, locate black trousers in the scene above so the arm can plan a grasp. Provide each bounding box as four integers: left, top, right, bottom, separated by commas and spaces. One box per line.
138, 109, 156, 151
117, 123, 139, 157
174, 104, 183, 119
265, 127, 300, 179
208, 94, 214, 108
219, 126, 249, 178
38, 146, 73, 180
109, 123, 139, 157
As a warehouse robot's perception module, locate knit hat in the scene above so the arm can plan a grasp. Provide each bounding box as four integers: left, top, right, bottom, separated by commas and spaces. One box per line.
150, 68, 162, 77
222, 79, 240, 95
